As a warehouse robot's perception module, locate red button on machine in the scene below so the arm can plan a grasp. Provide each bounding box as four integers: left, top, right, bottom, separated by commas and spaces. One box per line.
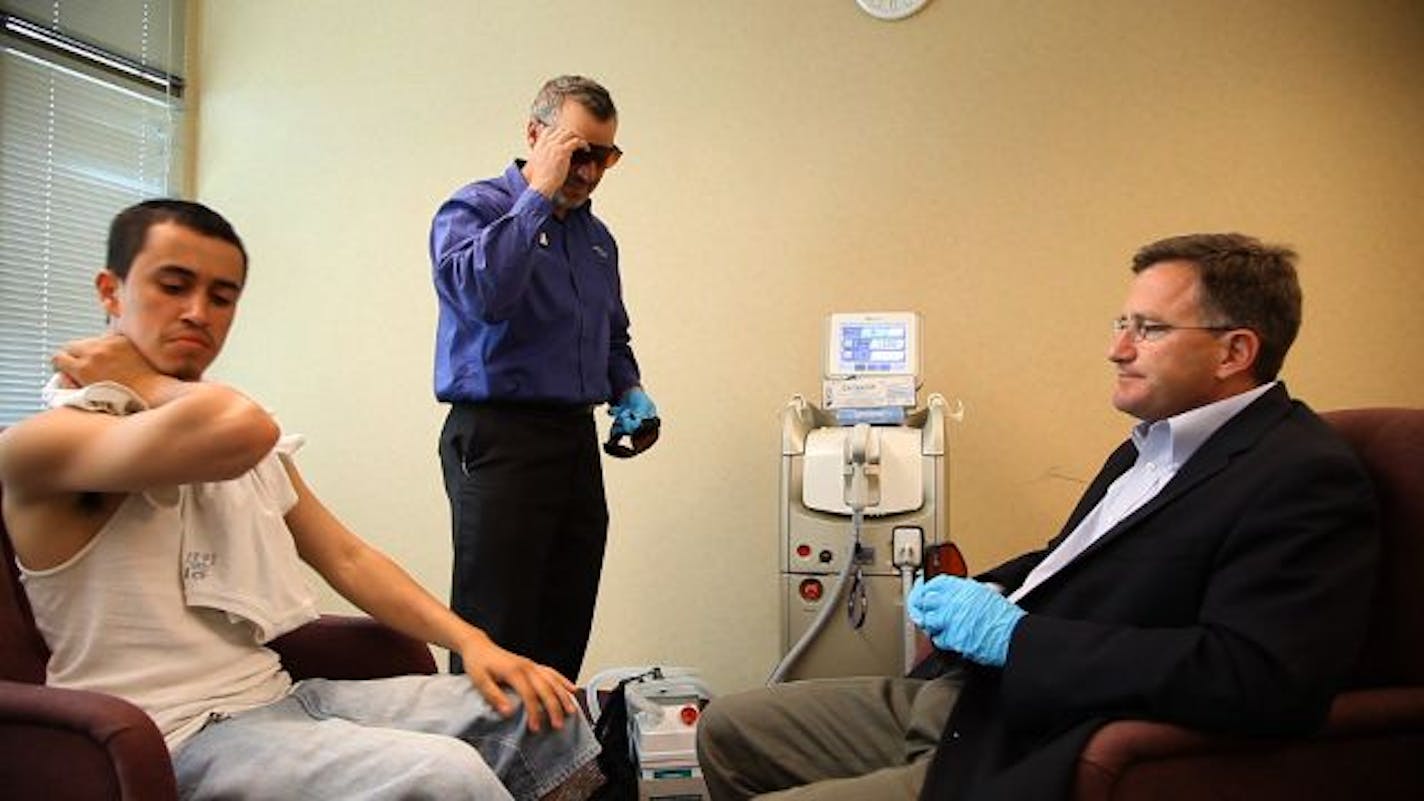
799, 578, 824, 602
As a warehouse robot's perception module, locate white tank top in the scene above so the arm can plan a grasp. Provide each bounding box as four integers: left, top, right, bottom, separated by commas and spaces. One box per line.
20, 479, 294, 751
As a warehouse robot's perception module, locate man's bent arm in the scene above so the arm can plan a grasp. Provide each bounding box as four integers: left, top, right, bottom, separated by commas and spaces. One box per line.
0, 381, 278, 500
430, 189, 552, 323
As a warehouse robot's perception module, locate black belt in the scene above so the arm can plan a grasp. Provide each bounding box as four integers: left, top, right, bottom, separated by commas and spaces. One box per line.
453, 400, 596, 416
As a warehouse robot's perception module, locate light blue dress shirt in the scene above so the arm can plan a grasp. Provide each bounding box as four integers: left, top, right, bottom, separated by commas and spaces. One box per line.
1008, 382, 1277, 603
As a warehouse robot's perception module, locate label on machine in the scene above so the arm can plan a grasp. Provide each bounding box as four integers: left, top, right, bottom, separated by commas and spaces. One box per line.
823, 375, 917, 410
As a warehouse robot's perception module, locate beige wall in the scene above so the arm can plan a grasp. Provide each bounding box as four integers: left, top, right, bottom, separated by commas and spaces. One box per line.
191, 0, 1423, 692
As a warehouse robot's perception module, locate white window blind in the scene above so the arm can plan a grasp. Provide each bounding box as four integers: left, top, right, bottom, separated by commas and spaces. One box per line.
0, 0, 185, 426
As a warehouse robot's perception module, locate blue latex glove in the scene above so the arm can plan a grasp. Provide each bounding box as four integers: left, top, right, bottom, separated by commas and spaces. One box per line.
907, 575, 1026, 667
609, 387, 657, 437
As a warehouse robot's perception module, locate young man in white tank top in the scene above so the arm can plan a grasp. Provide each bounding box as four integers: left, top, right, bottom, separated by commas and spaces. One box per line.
0, 200, 602, 801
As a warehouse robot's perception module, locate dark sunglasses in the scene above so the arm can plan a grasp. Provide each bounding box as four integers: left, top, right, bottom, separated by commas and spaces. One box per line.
570, 143, 622, 169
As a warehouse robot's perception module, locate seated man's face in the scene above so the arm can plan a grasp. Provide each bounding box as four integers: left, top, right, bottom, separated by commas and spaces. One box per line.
1109, 260, 1232, 421
97, 221, 247, 380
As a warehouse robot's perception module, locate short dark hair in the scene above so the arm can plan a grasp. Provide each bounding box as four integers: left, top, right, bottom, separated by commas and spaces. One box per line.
106, 199, 247, 279
530, 75, 617, 124
1132, 233, 1301, 382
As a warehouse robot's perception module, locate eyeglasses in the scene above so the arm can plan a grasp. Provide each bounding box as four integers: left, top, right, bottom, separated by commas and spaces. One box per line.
1111, 315, 1239, 343
534, 117, 623, 169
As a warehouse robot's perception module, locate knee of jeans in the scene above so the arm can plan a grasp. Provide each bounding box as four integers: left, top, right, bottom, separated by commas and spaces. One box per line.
475, 708, 598, 796
415, 738, 505, 799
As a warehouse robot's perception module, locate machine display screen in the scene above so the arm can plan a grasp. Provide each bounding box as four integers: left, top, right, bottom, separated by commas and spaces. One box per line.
825, 312, 920, 377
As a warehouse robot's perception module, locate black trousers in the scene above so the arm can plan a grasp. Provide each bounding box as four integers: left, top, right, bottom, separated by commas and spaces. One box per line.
439, 402, 609, 680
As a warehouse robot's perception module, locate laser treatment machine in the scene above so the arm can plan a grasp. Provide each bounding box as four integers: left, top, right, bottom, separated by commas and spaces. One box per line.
585, 666, 714, 801
772, 312, 959, 683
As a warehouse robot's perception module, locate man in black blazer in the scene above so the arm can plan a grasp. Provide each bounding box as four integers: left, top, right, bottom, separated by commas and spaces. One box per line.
696, 233, 1380, 801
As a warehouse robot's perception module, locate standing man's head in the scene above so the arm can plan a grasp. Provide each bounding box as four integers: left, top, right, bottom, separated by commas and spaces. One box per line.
97, 199, 248, 380
525, 75, 620, 213
1109, 232, 1301, 422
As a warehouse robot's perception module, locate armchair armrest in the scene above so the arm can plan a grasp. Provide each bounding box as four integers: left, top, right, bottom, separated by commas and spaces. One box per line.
1074, 687, 1424, 801
1323, 686, 1424, 734
0, 617, 437, 800
0, 678, 177, 801
268, 614, 438, 681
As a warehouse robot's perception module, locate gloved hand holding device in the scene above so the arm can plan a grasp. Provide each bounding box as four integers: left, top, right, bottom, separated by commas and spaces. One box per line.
605, 387, 660, 458
908, 575, 1026, 667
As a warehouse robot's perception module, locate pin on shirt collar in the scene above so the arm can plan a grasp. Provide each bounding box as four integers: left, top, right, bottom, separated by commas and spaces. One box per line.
538, 231, 549, 247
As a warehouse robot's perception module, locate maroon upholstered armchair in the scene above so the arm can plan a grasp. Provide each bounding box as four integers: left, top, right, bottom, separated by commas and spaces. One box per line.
0, 479, 438, 801
1073, 407, 1424, 800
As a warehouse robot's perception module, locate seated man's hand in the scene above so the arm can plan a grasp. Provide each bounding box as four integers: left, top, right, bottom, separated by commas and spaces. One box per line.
457, 631, 578, 733
609, 387, 657, 437
908, 575, 1026, 667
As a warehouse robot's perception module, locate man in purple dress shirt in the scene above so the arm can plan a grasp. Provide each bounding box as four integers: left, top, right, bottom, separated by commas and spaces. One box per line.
429, 75, 658, 680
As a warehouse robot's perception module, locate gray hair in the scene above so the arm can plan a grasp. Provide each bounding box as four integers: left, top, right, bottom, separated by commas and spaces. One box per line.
530, 75, 617, 125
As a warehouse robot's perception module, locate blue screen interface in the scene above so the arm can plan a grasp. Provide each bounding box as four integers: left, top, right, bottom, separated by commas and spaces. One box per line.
839, 323, 908, 373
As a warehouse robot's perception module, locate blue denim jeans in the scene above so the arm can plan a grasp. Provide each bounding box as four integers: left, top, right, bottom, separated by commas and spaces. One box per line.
171, 674, 600, 801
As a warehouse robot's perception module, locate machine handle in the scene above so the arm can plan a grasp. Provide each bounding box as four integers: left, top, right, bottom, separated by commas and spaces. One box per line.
923, 541, 968, 578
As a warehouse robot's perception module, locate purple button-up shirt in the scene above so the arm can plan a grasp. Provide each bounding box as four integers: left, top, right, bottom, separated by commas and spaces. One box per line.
429, 162, 640, 405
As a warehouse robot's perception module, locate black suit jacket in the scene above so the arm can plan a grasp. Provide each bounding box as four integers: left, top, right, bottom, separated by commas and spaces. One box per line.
919, 384, 1380, 800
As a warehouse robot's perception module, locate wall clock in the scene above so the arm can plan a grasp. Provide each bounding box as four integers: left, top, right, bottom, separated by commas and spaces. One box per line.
856, 0, 930, 21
